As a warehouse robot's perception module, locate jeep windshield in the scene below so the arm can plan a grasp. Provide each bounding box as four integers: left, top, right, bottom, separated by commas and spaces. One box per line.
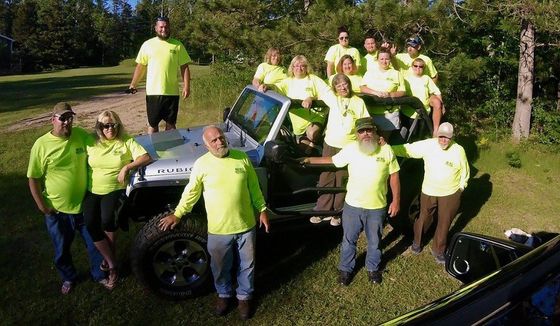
228, 87, 285, 144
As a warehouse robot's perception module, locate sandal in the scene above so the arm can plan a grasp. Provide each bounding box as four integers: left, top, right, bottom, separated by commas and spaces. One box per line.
61, 281, 73, 295
99, 268, 118, 290
100, 260, 110, 272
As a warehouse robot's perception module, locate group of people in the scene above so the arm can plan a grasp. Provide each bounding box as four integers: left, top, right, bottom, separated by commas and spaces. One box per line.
28, 103, 152, 294
253, 27, 469, 289
27, 18, 469, 321
253, 26, 445, 142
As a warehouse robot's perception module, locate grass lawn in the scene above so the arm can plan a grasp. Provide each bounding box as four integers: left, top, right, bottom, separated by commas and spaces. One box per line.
1, 65, 559, 325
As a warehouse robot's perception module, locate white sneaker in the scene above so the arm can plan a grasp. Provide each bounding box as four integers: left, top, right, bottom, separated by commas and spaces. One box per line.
330, 217, 341, 226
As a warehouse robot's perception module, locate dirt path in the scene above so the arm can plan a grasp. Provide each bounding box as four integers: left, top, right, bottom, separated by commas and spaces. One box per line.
7, 89, 149, 135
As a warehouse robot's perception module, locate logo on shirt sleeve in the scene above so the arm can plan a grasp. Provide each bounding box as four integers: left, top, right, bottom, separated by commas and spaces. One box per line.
445, 161, 455, 168
235, 167, 245, 174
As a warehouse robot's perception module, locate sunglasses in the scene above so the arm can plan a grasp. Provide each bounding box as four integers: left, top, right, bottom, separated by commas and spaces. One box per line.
357, 128, 374, 134
413, 64, 425, 68
339, 36, 349, 40
101, 123, 119, 129
55, 114, 74, 123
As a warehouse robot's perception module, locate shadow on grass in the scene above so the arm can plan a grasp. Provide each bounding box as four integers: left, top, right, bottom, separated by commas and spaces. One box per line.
255, 222, 342, 295
0, 73, 132, 114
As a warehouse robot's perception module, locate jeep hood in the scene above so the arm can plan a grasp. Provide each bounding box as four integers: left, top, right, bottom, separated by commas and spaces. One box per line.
131, 125, 261, 183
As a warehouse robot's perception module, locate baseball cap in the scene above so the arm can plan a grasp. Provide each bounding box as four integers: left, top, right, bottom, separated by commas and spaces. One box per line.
437, 122, 454, 138
406, 36, 422, 47
355, 117, 375, 131
52, 102, 75, 116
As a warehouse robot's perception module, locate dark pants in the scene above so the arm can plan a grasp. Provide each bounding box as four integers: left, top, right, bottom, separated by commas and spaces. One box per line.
83, 190, 124, 242
314, 144, 347, 212
414, 190, 462, 256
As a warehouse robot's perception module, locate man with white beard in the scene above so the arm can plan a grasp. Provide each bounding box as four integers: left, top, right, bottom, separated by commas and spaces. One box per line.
392, 122, 469, 264
302, 117, 400, 285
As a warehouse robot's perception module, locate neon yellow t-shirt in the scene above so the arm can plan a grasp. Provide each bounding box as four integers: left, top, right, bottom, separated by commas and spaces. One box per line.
361, 66, 405, 115
136, 37, 192, 96
392, 138, 469, 196
324, 44, 361, 70
332, 142, 400, 209
322, 94, 370, 149
328, 74, 363, 94
86, 136, 148, 195
358, 52, 378, 76
394, 53, 437, 79
402, 74, 441, 118
27, 128, 90, 214
174, 150, 267, 235
254, 62, 286, 85
274, 74, 330, 135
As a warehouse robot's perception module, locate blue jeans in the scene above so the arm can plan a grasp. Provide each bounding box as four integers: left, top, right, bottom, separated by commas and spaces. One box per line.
207, 228, 256, 300
339, 203, 386, 273
45, 212, 105, 282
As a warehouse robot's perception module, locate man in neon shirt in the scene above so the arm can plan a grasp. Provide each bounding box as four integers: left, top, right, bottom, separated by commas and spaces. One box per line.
27, 102, 106, 294
159, 126, 270, 320
128, 17, 192, 134
358, 33, 378, 76
392, 36, 438, 82
392, 123, 469, 264
303, 117, 400, 285
325, 26, 361, 78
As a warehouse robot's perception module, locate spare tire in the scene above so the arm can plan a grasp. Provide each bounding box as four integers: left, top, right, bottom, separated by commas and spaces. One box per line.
130, 211, 211, 299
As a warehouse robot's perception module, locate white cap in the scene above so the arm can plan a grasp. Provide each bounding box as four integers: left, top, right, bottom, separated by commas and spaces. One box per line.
437, 122, 454, 138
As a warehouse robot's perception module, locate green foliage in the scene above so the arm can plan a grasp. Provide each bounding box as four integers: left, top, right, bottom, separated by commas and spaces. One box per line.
531, 99, 560, 145
505, 150, 522, 168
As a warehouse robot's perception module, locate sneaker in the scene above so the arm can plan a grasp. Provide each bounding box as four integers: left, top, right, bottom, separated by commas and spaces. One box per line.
215, 297, 230, 316
61, 281, 73, 295
434, 254, 446, 264
338, 270, 351, 286
409, 243, 422, 255
238, 299, 252, 320
330, 217, 341, 226
368, 271, 382, 284
430, 249, 446, 264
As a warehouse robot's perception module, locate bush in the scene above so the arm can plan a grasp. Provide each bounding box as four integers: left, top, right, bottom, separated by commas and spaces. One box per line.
531, 99, 560, 145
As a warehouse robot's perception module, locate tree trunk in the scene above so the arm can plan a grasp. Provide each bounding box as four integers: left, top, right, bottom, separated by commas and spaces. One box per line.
512, 19, 535, 142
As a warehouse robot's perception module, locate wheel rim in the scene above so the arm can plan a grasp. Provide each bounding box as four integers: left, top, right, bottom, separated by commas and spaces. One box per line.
151, 237, 209, 287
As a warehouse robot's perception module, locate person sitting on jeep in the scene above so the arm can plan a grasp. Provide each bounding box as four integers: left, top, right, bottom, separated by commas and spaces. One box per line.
262, 55, 331, 154
252, 47, 287, 91
402, 58, 445, 137
328, 55, 363, 94
360, 47, 406, 141
311, 74, 370, 226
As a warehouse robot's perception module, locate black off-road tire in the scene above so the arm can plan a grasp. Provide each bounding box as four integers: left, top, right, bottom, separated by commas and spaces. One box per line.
130, 211, 211, 299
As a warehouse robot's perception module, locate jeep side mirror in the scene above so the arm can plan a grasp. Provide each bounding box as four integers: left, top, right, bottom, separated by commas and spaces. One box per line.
446, 232, 531, 284
223, 107, 231, 122
264, 141, 289, 164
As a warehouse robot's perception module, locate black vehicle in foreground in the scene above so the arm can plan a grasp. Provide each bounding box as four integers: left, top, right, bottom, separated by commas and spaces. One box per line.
382, 232, 560, 325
